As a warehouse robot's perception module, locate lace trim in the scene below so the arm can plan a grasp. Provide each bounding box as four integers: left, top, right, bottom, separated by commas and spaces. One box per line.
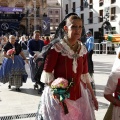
51, 40, 87, 73
40, 70, 54, 84
81, 73, 92, 83
52, 40, 87, 58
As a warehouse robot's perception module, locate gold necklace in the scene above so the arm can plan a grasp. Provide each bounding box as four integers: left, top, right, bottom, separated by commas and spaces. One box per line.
64, 39, 78, 51
72, 42, 77, 46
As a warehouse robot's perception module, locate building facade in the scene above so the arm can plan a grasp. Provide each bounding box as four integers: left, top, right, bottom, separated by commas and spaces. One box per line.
0, 0, 47, 36
46, 0, 61, 34
61, 0, 120, 42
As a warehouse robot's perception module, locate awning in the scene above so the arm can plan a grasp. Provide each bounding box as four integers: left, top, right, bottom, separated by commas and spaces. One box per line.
0, 7, 23, 12
104, 34, 120, 43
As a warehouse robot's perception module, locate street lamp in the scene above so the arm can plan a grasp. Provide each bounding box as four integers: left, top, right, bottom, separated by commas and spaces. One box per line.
33, 0, 36, 31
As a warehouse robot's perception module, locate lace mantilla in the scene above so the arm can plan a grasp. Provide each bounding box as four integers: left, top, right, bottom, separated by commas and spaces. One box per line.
51, 40, 87, 73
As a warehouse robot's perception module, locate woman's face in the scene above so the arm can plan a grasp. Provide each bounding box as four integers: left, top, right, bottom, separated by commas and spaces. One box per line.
64, 19, 82, 41
3, 37, 8, 42
9, 36, 16, 45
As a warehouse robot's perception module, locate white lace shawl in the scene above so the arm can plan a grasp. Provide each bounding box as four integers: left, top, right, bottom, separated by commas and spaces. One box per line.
52, 40, 87, 73
41, 40, 90, 84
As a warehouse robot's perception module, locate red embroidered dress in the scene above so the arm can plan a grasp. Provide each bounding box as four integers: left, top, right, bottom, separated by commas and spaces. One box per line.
44, 41, 88, 100
36, 40, 94, 120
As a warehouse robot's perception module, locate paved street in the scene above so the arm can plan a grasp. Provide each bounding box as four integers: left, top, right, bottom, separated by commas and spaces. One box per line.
0, 54, 116, 120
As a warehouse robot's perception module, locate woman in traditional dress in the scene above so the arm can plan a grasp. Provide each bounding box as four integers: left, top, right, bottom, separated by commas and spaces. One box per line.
104, 47, 120, 120
0, 35, 28, 91
36, 13, 98, 120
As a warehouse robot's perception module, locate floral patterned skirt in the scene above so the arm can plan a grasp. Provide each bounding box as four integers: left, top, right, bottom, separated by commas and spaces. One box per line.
36, 83, 95, 120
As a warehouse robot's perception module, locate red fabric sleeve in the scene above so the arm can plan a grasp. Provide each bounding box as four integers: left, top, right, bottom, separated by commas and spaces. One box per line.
44, 49, 59, 72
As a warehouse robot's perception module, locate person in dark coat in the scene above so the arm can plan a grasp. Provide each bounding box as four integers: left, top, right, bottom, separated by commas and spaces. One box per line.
27, 30, 45, 93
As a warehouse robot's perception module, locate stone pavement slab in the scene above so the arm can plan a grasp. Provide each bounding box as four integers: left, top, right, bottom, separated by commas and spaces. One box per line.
0, 54, 117, 120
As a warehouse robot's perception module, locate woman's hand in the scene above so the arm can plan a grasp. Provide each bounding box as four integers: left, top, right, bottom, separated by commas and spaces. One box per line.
47, 80, 54, 86
7, 55, 13, 59
113, 98, 120, 107
34, 54, 37, 59
25, 59, 29, 64
93, 97, 99, 111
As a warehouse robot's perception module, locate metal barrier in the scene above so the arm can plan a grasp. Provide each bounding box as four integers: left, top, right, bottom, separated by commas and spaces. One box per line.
94, 42, 116, 54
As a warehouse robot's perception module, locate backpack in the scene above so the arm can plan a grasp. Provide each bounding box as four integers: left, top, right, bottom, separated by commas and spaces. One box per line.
34, 38, 60, 83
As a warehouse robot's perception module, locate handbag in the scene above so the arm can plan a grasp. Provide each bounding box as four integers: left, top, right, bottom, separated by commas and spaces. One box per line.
103, 103, 113, 120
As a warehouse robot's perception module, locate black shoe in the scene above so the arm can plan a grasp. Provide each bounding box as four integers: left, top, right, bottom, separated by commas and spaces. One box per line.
16, 88, 21, 92
38, 87, 44, 94
8, 85, 11, 89
34, 84, 38, 89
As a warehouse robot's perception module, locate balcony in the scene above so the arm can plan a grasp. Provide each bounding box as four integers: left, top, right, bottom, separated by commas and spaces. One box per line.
65, 10, 68, 14
99, 16, 103, 22
88, 18, 93, 24
111, 14, 116, 20
99, 0, 104, 6
89, 4, 93, 9
72, 8, 75, 12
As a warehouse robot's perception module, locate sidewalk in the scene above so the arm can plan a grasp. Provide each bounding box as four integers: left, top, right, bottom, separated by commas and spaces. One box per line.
94, 54, 115, 120
0, 54, 116, 120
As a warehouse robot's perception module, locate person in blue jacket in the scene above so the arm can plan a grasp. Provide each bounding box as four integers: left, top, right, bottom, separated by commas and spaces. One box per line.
85, 30, 95, 93
27, 30, 45, 93
85, 30, 94, 75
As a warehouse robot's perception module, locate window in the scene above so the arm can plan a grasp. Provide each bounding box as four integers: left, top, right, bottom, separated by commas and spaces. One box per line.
81, 13, 84, 23
50, 19, 53, 22
99, 10, 103, 22
111, 7, 116, 20
111, 0, 116, 4
65, 4, 68, 14
49, 11, 52, 14
55, 11, 58, 14
99, 0, 104, 6
88, 12, 93, 23
89, 0, 93, 9
81, 0, 84, 11
56, 19, 58, 22
111, 27, 116, 34
72, 2, 76, 12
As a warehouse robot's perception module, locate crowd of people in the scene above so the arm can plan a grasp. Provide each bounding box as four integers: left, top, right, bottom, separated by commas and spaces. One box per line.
0, 33, 53, 91
0, 12, 119, 120
0, 34, 52, 63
